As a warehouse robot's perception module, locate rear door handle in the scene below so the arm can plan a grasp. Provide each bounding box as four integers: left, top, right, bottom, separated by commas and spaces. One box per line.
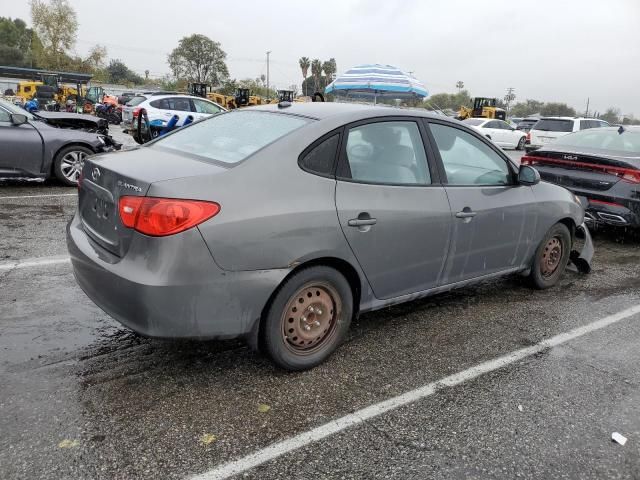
348, 218, 377, 227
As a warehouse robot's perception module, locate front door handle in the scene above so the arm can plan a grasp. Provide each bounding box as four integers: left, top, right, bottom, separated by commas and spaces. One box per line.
348, 218, 377, 227
455, 211, 476, 219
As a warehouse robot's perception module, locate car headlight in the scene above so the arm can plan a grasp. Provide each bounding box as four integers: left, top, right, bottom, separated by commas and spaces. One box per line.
97, 135, 106, 145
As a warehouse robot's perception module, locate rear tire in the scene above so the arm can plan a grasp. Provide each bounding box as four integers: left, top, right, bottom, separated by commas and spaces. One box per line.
529, 223, 572, 289
53, 145, 93, 186
261, 266, 353, 371
516, 136, 526, 150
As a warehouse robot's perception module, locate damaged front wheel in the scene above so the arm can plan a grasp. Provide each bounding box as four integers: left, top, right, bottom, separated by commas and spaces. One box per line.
529, 223, 572, 289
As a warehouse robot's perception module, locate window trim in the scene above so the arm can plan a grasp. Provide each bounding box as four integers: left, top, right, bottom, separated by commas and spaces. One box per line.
297, 128, 344, 179
423, 118, 519, 187
335, 116, 440, 187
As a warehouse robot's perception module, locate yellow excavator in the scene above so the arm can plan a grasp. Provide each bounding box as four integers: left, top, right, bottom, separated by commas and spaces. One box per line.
458, 97, 506, 121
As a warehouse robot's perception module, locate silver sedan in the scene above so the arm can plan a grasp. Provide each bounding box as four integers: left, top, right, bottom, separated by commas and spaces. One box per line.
67, 103, 592, 370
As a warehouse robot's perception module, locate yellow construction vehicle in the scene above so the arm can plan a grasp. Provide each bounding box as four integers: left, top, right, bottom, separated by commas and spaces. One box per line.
458, 97, 506, 121
206, 88, 265, 109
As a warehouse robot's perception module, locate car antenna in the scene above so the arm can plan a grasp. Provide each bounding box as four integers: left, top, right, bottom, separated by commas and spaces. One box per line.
425, 101, 446, 117
618, 125, 625, 134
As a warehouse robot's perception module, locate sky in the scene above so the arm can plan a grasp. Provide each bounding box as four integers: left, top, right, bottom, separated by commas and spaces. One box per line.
2, 0, 639, 116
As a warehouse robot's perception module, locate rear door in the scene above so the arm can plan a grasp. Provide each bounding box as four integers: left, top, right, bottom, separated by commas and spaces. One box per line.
0, 108, 44, 176
426, 120, 536, 284
334, 118, 452, 299
484, 121, 503, 144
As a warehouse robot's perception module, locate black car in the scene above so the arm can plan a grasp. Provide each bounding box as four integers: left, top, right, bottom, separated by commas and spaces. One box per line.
521, 126, 640, 227
0, 99, 121, 186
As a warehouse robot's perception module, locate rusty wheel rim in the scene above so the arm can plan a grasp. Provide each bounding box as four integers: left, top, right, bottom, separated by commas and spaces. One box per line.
540, 236, 563, 277
281, 282, 341, 355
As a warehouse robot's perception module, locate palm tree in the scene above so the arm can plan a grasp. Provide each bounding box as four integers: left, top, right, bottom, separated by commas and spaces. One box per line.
299, 57, 310, 81
322, 58, 337, 85
311, 59, 322, 92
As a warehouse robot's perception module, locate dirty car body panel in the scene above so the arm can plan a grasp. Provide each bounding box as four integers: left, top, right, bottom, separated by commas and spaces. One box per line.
67, 103, 589, 341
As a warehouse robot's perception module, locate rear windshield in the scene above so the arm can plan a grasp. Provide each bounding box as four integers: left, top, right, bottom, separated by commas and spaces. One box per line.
152, 110, 311, 164
126, 96, 147, 106
554, 129, 640, 154
463, 119, 484, 126
534, 119, 573, 132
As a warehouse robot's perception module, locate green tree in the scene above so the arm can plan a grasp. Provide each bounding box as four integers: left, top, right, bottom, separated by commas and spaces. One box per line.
599, 107, 620, 125
510, 99, 544, 117
29, 0, 78, 69
424, 90, 471, 111
298, 57, 310, 83
540, 102, 576, 117
322, 58, 337, 82
106, 59, 143, 85
167, 34, 229, 86
310, 58, 322, 92
0, 17, 41, 67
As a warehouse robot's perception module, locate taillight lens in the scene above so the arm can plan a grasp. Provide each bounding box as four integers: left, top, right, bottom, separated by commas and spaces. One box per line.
521, 155, 534, 165
621, 170, 640, 184
526, 132, 531, 141
132, 107, 141, 118
118, 196, 220, 236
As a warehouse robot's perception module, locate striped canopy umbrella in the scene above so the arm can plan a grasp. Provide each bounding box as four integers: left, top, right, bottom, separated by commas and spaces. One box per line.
324, 64, 428, 103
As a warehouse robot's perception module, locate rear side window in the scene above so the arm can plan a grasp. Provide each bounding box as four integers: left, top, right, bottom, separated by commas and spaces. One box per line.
299, 134, 340, 176
153, 110, 310, 165
0, 108, 10, 122
126, 96, 147, 106
534, 119, 573, 132
339, 121, 431, 185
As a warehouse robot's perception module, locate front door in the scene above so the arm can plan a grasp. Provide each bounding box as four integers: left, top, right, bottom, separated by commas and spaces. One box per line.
426, 121, 537, 284
335, 119, 452, 300
0, 108, 43, 176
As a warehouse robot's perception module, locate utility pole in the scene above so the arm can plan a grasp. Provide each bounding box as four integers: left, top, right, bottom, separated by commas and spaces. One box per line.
266, 51, 271, 100
504, 87, 516, 116
585, 97, 590, 117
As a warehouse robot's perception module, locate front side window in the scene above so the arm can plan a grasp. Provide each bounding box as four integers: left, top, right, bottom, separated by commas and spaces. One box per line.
153, 110, 310, 165
429, 123, 511, 186
340, 121, 430, 185
299, 134, 340, 176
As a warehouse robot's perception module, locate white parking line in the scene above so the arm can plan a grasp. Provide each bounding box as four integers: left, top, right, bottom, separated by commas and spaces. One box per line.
190, 304, 640, 480
0, 193, 76, 200
0, 255, 70, 271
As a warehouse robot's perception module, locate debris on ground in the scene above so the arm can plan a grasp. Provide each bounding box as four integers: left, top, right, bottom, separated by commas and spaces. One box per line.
611, 432, 627, 446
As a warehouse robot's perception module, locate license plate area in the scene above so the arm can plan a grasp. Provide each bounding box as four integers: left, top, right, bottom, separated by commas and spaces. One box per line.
80, 179, 120, 252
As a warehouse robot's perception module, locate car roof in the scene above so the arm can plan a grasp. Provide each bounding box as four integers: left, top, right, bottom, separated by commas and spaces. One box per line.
248, 102, 445, 121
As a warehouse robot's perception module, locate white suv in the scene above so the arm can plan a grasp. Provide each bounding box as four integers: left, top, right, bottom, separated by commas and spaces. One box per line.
122, 93, 226, 142
526, 117, 609, 152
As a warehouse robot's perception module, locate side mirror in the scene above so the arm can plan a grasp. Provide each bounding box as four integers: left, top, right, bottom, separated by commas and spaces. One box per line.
10, 113, 27, 126
518, 165, 540, 185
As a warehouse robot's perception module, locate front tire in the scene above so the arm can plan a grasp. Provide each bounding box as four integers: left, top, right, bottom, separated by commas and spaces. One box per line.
529, 223, 572, 289
53, 145, 93, 186
261, 266, 353, 371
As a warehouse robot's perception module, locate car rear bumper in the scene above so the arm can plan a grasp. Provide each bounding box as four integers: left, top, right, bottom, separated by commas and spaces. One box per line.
66, 212, 289, 339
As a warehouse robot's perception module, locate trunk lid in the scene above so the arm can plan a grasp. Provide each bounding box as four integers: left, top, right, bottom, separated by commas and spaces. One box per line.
79, 147, 229, 256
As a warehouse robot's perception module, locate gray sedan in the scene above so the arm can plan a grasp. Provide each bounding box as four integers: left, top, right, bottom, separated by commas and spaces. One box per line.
0, 99, 119, 185
67, 103, 592, 370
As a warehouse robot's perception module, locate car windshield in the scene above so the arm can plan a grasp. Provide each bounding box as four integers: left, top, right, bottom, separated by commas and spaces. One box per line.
126, 96, 147, 106
463, 118, 484, 126
152, 110, 311, 164
534, 119, 573, 132
0, 99, 35, 120
554, 128, 640, 154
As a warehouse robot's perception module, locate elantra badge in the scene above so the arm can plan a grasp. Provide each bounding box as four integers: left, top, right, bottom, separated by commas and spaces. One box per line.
117, 180, 142, 192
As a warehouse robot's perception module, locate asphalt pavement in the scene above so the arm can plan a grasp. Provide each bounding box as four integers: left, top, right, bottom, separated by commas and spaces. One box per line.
1, 127, 639, 480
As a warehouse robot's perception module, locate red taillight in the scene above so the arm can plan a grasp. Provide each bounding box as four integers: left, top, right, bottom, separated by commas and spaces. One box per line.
132, 107, 141, 118
526, 132, 531, 141
520, 155, 640, 183
118, 196, 220, 236
590, 199, 625, 208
